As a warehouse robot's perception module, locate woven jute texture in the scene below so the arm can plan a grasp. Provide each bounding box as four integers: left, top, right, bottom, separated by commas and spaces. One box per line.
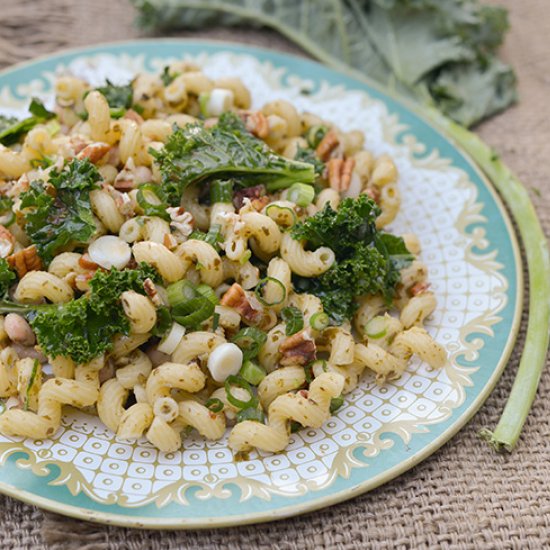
0, 1, 549, 548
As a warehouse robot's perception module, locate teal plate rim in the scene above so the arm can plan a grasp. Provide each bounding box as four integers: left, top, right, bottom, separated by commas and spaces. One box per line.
0, 39, 523, 529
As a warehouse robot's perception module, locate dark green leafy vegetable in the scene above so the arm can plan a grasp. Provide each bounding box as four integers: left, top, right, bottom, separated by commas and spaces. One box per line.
0, 259, 16, 300
132, 0, 515, 127
294, 146, 325, 177
151, 112, 315, 205
93, 80, 133, 110
20, 158, 101, 263
0, 98, 55, 146
281, 306, 304, 336
0, 263, 158, 364
292, 195, 413, 323
189, 224, 223, 249
161, 66, 179, 86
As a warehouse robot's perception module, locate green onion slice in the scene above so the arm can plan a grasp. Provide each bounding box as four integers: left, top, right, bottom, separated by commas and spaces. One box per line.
206, 397, 224, 413
24, 359, 39, 411
236, 407, 265, 423
172, 297, 215, 329
281, 306, 304, 336
151, 306, 172, 337
166, 280, 198, 309
231, 327, 267, 361
265, 204, 297, 227
310, 312, 330, 331
212, 311, 220, 331
137, 184, 169, 220
254, 277, 286, 307
330, 396, 344, 413
287, 183, 315, 207
239, 360, 267, 386
364, 316, 388, 339
306, 125, 329, 149
196, 284, 219, 306
224, 375, 258, 410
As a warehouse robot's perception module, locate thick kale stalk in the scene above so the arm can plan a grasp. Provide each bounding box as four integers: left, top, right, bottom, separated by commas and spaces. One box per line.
291, 195, 413, 323
0, 264, 158, 364
20, 158, 100, 264
151, 112, 315, 205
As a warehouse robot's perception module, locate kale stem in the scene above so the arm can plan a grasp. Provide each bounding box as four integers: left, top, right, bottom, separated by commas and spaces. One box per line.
432, 113, 550, 452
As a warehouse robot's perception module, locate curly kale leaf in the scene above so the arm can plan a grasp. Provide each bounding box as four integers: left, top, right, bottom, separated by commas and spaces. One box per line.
94, 80, 134, 110
0, 259, 16, 300
294, 146, 325, 177
151, 112, 316, 205
291, 195, 413, 322
294, 243, 397, 324
20, 158, 100, 263
0, 98, 55, 146
291, 195, 381, 254
19, 264, 157, 364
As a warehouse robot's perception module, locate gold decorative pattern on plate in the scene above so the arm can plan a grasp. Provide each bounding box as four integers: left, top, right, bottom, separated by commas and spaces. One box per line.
0, 52, 510, 507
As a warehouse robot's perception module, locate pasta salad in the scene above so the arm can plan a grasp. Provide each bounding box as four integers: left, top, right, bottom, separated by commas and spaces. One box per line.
0, 61, 446, 455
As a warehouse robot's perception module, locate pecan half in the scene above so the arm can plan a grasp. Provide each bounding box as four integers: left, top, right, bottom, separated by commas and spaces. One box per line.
315, 129, 339, 161
220, 283, 262, 325
7, 245, 42, 278
327, 157, 355, 192
77, 142, 111, 164
279, 329, 317, 366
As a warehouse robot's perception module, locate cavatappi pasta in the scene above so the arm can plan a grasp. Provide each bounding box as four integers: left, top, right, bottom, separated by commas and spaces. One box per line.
0, 62, 447, 455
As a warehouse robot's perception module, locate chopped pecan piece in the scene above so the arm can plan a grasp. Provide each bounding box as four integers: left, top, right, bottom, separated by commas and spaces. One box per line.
327, 157, 355, 192
77, 142, 111, 164
7, 245, 42, 278
241, 111, 269, 139
78, 253, 99, 271
233, 185, 266, 210
315, 129, 339, 161
363, 186, 380, 204
143, 277, 163, 307
220, 283, 263, 325
251, 196, 270, 212
0, 226, 15, 258
123, 109, 144, 125
279, 329, 317, 366
410, 282, 431, 297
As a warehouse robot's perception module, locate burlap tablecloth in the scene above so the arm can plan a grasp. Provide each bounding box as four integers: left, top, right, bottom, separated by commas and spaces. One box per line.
0, 1, 548, 548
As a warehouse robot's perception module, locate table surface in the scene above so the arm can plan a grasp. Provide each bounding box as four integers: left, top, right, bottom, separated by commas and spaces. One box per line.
0, 1, 549, 548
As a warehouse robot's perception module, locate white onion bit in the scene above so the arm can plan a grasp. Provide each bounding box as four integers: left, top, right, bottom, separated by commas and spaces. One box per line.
157, 322, 186, 355
88, 235, 131, 270
207, 343, 243, 383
